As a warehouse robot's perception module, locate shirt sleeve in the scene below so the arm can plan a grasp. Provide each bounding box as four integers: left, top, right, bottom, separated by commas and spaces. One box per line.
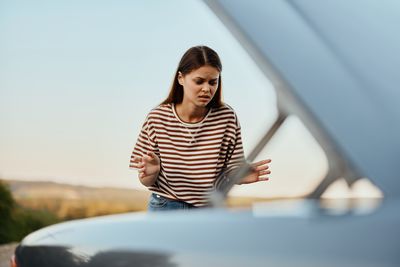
214, 112, 245, 189
129, 114, 158, 169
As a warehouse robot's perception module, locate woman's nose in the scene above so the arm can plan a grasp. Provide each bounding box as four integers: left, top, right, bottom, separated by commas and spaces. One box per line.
202, 86, 210, 93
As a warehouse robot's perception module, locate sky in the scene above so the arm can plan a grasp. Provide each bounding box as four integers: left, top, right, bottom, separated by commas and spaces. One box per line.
0, 0, 333, 198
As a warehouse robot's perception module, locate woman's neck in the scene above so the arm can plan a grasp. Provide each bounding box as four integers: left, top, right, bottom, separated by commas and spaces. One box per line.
175, 103, 208, 123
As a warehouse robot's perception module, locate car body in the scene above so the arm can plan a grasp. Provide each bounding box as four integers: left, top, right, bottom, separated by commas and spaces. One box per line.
12, 199, 400, 267
11, 1, 400, 266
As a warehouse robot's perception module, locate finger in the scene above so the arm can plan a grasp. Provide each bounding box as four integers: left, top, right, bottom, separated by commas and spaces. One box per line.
259, 170, 271, 175
258, 177, 270, 181
132, 155, 141, 161
254, 165, 269, 171
147, 151, 156, 158
252, 160, 263, 167
131, 156, 142, 162
130, 158, 145, 168
252, 159, 271, 167
143, 155, 151, 162
130, 162, 141, 169
257, 159, 271, 165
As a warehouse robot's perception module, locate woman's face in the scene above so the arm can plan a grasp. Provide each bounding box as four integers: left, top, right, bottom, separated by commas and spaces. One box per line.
178, 65, 220, 108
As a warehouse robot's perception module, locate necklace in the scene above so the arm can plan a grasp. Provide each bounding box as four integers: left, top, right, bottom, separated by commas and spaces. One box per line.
183, 124, 202, 144
172, 104, 209, 144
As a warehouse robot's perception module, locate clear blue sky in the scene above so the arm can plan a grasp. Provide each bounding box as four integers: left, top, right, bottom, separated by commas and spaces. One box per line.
0, 0, 327, 198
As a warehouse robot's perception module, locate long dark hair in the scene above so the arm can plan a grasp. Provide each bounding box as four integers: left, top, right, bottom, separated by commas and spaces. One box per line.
161, 45, 223, 108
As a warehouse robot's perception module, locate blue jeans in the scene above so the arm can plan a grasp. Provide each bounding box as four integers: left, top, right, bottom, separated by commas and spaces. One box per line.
148, 193, 198, 211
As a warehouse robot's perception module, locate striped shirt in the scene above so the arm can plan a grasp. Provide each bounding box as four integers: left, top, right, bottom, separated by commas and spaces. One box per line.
129, 103, 244, 207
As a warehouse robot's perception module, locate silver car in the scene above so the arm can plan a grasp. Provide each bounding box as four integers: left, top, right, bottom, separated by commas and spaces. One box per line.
11, 1, 400, 266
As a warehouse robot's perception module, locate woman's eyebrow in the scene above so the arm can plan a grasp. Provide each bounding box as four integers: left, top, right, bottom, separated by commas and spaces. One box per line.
194, 77, 219, 80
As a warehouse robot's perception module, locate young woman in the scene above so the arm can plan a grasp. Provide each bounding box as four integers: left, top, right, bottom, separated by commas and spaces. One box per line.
129, 45, 271, 211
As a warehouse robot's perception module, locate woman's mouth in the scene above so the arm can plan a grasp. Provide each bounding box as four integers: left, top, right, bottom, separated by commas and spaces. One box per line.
198, 95, 211, 101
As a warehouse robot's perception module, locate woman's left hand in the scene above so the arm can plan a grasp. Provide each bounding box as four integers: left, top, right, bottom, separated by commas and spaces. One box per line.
239, 159, 271, 185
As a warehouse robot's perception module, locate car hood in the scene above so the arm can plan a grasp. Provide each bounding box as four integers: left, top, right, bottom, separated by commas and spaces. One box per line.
17, 199, 400, 267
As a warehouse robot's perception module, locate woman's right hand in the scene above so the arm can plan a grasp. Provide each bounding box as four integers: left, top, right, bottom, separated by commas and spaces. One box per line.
131, 151, 160, 186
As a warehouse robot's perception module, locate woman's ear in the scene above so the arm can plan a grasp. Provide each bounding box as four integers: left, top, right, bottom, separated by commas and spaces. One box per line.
177, 71, 184, 86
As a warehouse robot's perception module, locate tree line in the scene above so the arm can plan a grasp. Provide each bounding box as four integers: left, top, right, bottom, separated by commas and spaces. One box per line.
0, 180, 59, 244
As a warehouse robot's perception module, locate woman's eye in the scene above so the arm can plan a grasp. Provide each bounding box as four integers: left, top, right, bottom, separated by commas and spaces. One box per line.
194, 79, 217, 85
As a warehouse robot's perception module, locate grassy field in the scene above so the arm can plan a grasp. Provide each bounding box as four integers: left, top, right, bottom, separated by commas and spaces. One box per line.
5, 180, 150, 220
4, 179, 271, 220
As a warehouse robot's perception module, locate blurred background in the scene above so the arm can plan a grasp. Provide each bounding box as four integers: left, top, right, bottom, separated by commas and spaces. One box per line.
1, 0, 364, 246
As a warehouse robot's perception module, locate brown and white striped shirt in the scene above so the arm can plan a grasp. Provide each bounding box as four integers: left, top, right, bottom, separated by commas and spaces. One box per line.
129, 103, 244, 207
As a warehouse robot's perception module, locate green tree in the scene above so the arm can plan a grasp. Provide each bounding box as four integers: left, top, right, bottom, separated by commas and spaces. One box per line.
0, 180, 15, 243
0, 180, 60, 244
